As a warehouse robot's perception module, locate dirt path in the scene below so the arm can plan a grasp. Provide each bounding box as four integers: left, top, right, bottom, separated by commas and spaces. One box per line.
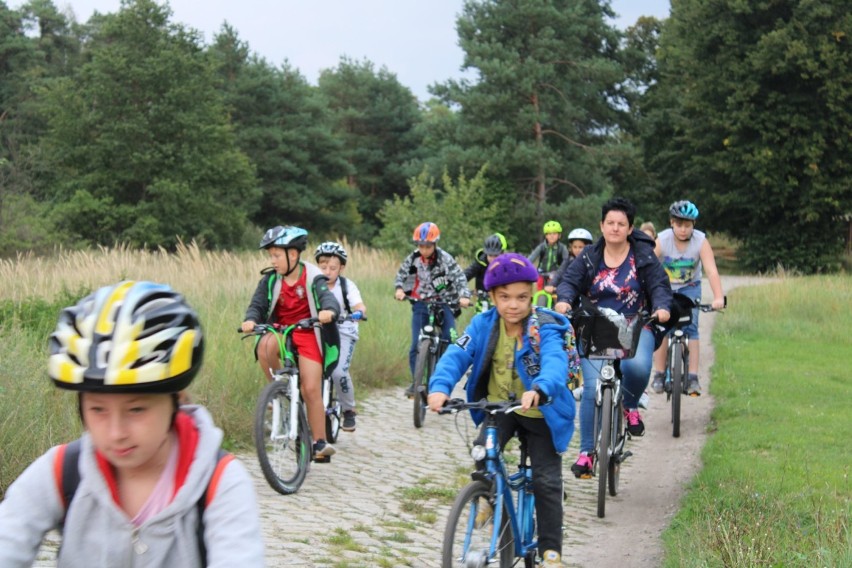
35, 276, 772, 567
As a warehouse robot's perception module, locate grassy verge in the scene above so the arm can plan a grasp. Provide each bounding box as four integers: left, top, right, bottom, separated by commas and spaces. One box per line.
662, 275, 852, 566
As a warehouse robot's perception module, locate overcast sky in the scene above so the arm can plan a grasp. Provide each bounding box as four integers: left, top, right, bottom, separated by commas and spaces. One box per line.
46, 0, 670, 101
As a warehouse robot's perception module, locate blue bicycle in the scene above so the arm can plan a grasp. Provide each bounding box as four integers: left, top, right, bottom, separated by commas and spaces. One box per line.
438, 399, 539, 568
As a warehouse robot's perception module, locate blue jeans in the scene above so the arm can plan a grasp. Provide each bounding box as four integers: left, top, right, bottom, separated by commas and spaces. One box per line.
408, 301, 455, 377
578, 327, 655, 453
672, 282, 701, 339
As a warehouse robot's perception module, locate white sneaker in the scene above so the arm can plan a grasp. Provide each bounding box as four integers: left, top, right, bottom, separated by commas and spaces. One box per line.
541, 549, 561, 567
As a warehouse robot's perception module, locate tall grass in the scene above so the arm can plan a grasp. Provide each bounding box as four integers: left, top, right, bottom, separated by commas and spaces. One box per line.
662, 275, 852, 566
0, 242, 416, 493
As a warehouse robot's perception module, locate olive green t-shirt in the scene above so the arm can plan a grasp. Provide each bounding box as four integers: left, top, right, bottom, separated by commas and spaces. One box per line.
487, 319, 542, 419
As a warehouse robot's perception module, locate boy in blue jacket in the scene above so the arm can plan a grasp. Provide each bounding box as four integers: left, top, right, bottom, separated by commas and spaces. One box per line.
427, 252, 576, 568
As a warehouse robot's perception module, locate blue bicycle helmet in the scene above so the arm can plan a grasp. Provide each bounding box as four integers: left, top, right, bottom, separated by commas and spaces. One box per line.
669, 200, 699, 221
260, 226, 308, 250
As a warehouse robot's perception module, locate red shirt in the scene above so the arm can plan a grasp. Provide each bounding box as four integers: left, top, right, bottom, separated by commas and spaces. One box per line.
274, 265, 311, 324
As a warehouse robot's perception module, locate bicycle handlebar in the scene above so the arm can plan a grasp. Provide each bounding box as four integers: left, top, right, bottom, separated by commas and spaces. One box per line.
402, 295, 463, 310
437, 398, 524, 416
237, 314, 367, 334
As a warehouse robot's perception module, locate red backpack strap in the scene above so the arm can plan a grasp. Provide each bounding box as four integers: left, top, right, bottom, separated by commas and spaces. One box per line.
53, 439, 83, 528
204, 451, 234, 508
53, 444, 68, 508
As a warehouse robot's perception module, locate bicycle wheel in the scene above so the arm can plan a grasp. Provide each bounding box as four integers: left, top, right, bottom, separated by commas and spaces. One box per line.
254, 379, 311, 495
608, 395, 624, 497
324, 377, 341, 444
596, 387, 613, 518
412, 338, 432, 429
442, 480, 515, 568
671, 341, 684, 438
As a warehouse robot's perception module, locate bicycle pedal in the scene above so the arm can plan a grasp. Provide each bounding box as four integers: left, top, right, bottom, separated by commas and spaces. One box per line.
689, 392, 701, 397
579, 473, 594, 480
313, 455, 332, 464
616, 451, 633, 464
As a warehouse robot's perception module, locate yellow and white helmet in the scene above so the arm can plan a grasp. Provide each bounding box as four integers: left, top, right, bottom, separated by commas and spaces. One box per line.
48, 281, 203, 393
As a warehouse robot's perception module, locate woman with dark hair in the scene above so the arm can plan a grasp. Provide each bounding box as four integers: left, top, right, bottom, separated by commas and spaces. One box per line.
554, 197, 672, 478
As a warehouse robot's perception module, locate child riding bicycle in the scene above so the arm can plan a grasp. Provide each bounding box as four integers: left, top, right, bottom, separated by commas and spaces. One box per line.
464, 232, 508, 311
394, 222, 471, 397
528, 220, 569, 294
427, 253, 576, 567
0, 281, 264, 566
314, 241, 367, 432
241, 225, 340, 460
651, 200, 725, 395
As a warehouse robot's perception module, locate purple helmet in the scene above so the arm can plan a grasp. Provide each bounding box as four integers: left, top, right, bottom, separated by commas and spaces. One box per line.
484, 253, 538, 291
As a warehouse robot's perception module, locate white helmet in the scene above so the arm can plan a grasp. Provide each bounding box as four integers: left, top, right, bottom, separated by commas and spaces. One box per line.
567, 228, 593, 243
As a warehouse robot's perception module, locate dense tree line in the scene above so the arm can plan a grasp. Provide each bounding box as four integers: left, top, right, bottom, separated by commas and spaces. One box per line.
1, 0, 849, 272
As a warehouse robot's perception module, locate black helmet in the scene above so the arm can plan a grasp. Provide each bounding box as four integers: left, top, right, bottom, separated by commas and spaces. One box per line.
483, 233, 508, 256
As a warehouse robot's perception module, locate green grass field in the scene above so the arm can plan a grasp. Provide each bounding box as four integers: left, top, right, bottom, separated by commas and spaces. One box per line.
662, 276, 851, 566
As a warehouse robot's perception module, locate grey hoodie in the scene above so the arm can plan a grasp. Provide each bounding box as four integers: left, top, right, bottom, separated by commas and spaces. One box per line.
0, 405, 264, 567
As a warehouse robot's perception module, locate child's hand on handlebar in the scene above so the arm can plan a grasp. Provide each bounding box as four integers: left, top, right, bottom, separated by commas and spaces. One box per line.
317, 310, 335, 324
428, 392, 449, 412
241, 320, 256, 333
459, 297, 471, 308
520, 389, 541, 411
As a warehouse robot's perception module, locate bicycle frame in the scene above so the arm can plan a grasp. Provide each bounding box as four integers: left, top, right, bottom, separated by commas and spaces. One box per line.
440, 400, 538, 565
481, 420, 537, 558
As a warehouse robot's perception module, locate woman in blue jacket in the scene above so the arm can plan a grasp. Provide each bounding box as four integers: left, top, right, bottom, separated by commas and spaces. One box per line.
555, 197, 672, 479
428, 253, 576, 568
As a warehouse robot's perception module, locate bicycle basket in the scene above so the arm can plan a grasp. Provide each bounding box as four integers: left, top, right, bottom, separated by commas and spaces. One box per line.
571, 299, 645, 360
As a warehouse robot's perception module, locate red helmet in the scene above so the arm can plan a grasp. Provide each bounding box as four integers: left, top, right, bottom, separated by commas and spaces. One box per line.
413, 222, 440, 245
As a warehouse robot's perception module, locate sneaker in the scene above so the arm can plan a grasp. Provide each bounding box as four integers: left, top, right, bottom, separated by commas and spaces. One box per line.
625, 409, 645, 437
313, 439, 336, 460
651, 371, 665, 394
474, 497, 492, 529
403, 383, 415, 398
570, 453, 594, 479
687, 374, 702, 396
342, 410, 357, 432
541, 550, 561, 567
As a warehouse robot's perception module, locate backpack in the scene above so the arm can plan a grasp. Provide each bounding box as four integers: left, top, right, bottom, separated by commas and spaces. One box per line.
54, 439, 233, 565
338, 276, 352, 314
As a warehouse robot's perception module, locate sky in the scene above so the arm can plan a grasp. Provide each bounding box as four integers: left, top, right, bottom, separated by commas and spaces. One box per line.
46, 0, 671, 101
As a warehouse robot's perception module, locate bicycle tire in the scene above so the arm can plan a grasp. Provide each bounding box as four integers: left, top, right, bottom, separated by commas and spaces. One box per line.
671, 341, 684, 438
325, 377, 341, 444
412, 338, 432, 429
596, 387, 613, 518
608, 395, 623, 497
442, 480, 515, 568
254, 379, 311, 495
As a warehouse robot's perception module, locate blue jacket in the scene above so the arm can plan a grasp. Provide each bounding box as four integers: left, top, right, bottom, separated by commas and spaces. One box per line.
429, 307, 576, 453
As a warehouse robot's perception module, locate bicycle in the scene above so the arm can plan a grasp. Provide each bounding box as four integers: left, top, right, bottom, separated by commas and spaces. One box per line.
438, 398, 540, 568
664, 293, 726, 438
571, 303, 650, 518
533, 270, 557, 308
240, 315, 363, 494
405, 296, 459, 429
473, 289, 491, 314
